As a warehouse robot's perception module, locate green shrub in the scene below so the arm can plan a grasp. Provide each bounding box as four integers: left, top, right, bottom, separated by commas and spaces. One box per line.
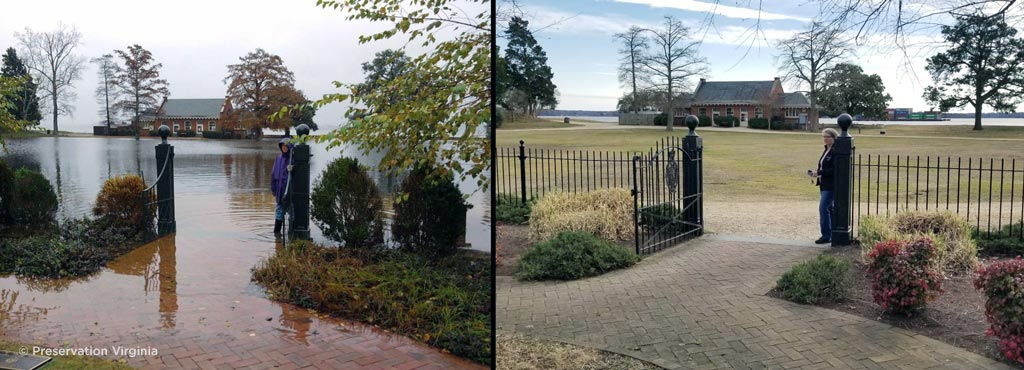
252, 240, 491, 364
0, 160, 13, 224
201, 131, 222, 139
748, 117, 770, 129
713, 115, 739, 127
858, 212, 978, 273
392, 167, 468, 257
517, 231, 638, 281
770, 121, 797, 130
9, 168, 57, 226
653, 113, 667, 126
975, 222, 1024, 257
177, 129, 196, 137
639, 203, 684, 233
311, 157, 384, 249
148, 129, 158, 136
529, 188, 633, 241
866, 238, 943, 315
0, 234, 101, 278
93, 175, 152, 230
697, 115, 712, 127
775, 254, 851, 304
496, 193, 533, 224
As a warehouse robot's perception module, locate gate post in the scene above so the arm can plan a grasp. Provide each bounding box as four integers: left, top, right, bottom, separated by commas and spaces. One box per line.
289, 124, 312, 240
832, 114, 855, 246
518, 140, 527, 205
683, 115, 703, 236
155, 125, 176, 235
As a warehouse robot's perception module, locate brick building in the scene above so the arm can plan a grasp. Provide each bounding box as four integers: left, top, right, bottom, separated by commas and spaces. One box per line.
680, 77, 816, 127
143, 97, 240, 135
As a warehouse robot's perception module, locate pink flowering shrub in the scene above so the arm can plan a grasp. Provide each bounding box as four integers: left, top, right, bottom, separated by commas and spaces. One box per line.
865, 238, 943, 315
974, 257, 1024, 364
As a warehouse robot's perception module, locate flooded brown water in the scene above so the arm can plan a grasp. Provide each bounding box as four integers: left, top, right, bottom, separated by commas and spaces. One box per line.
0, 136, 490, 368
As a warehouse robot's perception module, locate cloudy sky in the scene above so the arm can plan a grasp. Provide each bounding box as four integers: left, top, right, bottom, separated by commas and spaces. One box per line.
498, 0, 1024, 113
1, 0, 475, 133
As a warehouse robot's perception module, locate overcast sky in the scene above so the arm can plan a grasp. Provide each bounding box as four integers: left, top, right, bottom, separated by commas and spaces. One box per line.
0, 0, 471, 133
499, 0, 1024, 113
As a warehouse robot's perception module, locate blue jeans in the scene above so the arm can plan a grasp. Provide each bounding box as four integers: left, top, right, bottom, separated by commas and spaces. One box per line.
275, 202, 294, 222
819, 190, 834, 241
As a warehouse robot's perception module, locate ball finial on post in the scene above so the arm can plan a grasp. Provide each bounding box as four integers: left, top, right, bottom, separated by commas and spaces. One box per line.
158, 125, 170, 144
685, 114, 699, 136
837, 113, 853, 136
296, 124, 310, 137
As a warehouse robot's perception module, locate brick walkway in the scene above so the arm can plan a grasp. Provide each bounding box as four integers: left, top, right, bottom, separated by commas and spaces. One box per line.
497, 236, 1014, 369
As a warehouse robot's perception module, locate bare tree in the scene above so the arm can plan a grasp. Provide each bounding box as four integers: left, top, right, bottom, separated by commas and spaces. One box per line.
91, 54, 119, 130
776, 22, 852, 130
15, 23, 85, 136
638, 16, 708, 131
615, 26, 649, 114
113, 45, 170, 139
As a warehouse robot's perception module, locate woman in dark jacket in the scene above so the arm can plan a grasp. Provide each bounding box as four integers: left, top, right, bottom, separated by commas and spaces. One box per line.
814, 128, 839, 244
271, 138, 294, 234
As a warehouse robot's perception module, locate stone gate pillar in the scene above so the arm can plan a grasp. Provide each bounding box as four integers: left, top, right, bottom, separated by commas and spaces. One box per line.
683, 114, 703, 236
155, 125, 176, 235
289, 124, 312, 240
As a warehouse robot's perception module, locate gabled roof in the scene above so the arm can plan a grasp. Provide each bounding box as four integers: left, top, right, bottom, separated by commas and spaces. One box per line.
159, 98, 225, 118
693, 80, 776, 105
780, 92, 811, 108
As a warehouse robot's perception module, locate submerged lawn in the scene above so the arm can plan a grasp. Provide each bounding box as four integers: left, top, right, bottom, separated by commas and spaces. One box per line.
0, 341, 135, 370
251, 241, 492, 364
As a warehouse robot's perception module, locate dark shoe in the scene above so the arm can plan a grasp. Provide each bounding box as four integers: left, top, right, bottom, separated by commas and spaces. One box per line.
274, 220, 282, 234
814, 238, 830, 244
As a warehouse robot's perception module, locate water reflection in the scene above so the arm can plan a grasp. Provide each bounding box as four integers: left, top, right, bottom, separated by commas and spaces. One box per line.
107, 234, 178, 329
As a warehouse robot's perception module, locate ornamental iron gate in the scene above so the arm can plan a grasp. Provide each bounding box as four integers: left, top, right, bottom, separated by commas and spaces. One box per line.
632, 121, 704, 255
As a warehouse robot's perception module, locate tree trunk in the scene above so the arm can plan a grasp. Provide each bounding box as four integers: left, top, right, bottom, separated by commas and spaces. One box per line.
666, 76, 674, 131
51, 92, 58, 136
974, 103, 983, 131
809, 81, 818, 132
631, 54, 638, 113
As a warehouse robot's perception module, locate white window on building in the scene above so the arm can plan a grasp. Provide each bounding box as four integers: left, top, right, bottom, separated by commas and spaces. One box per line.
726, 107, 734, 116
712, 109, 720, 117
786, 108, 798, 117
173, 123, 179, 131
755, 107, 764, 118
185, 121, 192, 130
197, 124, 204, 132
210, 122, 217, 131
698, 107, 706, 116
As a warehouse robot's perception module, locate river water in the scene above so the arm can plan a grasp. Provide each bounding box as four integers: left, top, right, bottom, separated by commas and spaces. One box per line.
542, 115, 1024, 127
0, 136, 490, 368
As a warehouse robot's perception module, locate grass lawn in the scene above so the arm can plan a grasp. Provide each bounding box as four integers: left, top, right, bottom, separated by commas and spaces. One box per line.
0, 341, 134, 370
497, 126, 1024, 203
840, 124, 1024, 140
498, 116, 588, 130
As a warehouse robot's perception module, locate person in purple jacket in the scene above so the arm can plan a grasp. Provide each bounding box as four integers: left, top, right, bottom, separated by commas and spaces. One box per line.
271, 138, 294, 234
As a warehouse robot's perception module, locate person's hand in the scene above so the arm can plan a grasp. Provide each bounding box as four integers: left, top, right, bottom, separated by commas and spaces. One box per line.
287, 164, 294, 172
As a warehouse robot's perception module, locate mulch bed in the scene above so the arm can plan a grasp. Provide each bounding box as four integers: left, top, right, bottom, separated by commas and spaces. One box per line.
769, 244, 1021, 367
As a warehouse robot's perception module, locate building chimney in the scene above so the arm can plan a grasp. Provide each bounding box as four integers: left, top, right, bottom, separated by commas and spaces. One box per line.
700, 78, 706, 84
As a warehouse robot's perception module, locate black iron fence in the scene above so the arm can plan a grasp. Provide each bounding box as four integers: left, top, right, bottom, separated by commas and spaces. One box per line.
633, 135, 703, 255
496, 140, 636, 202
852, 154, 1024, 241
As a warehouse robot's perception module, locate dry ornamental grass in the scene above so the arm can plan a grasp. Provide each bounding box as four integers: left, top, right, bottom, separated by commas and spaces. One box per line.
529, 189, 634, 242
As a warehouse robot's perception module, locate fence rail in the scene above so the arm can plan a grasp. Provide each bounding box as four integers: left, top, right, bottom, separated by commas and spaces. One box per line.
497, 141, 636, 202
853, 154, 1024, 241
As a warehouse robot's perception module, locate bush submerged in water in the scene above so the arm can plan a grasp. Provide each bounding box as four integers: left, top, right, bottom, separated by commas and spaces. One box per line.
0, 217, 145, 278
311, 157, 384, 249
93, 175, 153, 231
8, 168, 57, 226
251, 240, 492, 364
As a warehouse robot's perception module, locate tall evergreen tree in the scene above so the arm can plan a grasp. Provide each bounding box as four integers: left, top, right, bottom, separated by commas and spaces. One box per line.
1, 47, 42, 125
504, 16, 557, 117
923, 13, 1024, 130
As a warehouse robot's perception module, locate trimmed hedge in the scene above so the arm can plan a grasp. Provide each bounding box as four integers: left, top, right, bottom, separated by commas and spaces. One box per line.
93, 175, 152, 230
517, 231, 638, 281
177, 130, 197, 137
748, 117, 770, 129
696, 115, 712, 127
770, 121, 797, 130
713, 115, 740, 127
